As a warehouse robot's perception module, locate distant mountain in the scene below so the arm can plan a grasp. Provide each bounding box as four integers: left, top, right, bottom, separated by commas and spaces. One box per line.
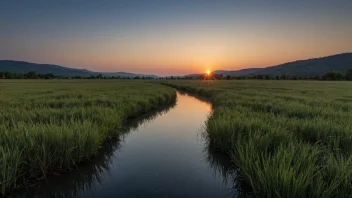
0, 60, 94, 77
183, 73, 203, 78
0, 60, 157, 78
212, 70, 228, 75
253, 53, 352, 76
184, 53, 352, 77
101, 72, 157, 78
213, 68, 263, 76
184, 68, 263, 78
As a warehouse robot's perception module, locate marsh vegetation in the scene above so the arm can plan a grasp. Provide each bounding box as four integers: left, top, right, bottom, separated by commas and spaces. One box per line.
13, 91, 234, 198
163, 80, 352, 198
15, 102, 177, 197
2, 79, 352, 197
0, 80, 175, 195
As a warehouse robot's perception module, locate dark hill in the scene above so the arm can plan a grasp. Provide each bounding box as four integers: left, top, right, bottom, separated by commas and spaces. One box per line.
183, 53, 352, 77
214, 68, 263, 76
253, 53, 352, 76
0, 60, 157, 78
0, 60, 94, 77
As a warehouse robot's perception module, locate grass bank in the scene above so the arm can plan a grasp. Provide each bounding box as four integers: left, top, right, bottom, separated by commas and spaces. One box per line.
161, 80, 352, 198
0, 80, 176, 195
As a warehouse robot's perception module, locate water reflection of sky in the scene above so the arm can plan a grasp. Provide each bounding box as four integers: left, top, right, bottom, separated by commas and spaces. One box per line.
18, 92, 238, 198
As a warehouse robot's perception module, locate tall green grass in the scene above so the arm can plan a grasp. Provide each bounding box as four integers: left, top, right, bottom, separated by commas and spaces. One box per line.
162, 80, 352, 198
14, 101, 176, 197
0, 80, 175, 195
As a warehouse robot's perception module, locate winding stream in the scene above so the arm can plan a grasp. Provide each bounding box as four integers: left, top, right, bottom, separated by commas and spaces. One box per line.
19, 92, 239, 198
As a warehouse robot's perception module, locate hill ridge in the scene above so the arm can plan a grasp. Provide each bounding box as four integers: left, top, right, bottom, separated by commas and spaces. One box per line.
184, 52, 352, 77
0, 60, 157, 78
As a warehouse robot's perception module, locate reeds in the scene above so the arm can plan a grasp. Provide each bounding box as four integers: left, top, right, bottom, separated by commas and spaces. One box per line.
0, 80, 176, 195
163, 80, 352, 198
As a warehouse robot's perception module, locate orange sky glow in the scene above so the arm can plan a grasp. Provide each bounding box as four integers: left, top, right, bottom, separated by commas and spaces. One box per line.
1, 1, 352, 76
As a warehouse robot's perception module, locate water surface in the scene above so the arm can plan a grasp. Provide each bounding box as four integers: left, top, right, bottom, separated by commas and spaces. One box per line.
20, 92, 238, 198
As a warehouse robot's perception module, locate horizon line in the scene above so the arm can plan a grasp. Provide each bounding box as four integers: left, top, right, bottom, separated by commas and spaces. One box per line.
1, 52, 351, 77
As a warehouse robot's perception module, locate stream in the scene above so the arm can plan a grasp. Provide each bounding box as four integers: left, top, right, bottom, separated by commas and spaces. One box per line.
18, 92, 240, 198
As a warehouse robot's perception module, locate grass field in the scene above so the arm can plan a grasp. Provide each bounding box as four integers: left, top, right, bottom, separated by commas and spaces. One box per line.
0, 80, 176, 195
162, 80, 352, 198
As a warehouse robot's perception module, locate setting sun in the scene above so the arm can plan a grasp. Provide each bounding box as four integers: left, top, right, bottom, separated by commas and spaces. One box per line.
206, 69, 211, 75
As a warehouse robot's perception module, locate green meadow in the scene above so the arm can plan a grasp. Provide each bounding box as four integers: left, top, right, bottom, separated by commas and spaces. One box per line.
0, 80, 176, 195
162, 80, 352, 198
2, 79, 352, 197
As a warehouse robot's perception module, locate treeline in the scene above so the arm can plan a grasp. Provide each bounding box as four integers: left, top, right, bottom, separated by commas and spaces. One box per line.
1, 69, 352, 81
224, 69, 352, 81
0, 71, 155, 79
164, 69, 352, 81
223, 70, 352, 81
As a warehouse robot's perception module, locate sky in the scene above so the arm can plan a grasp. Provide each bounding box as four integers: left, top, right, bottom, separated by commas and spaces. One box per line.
0, 0, 351, 76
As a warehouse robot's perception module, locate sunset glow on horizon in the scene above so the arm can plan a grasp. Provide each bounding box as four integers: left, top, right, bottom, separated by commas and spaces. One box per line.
1, 0, 352, 76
